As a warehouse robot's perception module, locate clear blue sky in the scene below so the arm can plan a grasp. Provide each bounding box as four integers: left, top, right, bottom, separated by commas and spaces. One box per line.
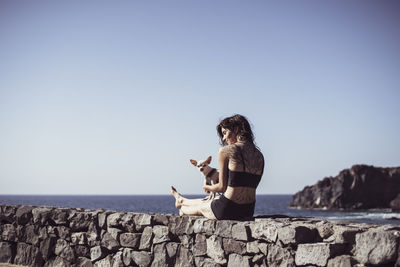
1, 1, 399, 195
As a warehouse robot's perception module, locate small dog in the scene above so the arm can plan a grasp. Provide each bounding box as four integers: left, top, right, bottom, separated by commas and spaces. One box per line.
190, 156, 219, 201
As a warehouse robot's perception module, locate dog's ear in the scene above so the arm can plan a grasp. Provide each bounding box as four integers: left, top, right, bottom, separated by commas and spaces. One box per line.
190, 159, 197, 166
206, 156, 212, 164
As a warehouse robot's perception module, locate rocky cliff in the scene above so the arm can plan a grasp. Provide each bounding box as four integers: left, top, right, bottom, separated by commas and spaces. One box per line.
290, 165, 400, 210
1, 204, 400, 266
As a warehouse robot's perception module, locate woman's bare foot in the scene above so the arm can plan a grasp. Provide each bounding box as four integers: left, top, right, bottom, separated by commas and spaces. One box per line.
170, 186, 183, 209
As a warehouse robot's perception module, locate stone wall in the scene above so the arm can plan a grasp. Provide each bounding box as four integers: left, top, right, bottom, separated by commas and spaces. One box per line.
1, 204, 400, 267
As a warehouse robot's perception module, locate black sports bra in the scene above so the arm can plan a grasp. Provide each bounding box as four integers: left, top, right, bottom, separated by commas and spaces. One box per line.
227, 145, 264, 188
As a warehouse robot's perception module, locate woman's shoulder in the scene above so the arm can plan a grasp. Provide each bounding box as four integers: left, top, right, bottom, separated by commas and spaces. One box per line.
219, 144, 240, 155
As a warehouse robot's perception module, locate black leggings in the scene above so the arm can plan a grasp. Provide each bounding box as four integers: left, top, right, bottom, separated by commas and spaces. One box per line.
211, 195, 255, 221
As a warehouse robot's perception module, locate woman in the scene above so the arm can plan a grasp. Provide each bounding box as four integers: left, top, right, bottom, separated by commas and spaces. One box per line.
171, 114, 264, 221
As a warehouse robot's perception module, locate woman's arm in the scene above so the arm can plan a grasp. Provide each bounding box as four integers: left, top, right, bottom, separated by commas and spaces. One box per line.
203, 147, 229, 193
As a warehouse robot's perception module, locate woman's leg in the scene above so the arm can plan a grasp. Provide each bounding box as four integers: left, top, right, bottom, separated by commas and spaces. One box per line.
170, 186, 217, 219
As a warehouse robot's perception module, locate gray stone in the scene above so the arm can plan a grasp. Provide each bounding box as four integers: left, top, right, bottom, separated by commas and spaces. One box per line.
153, 214, 169, 225
32, 207, 53, 225
223, 238, 246, 255
193, 218, 216, 235
327, 255, 353, 267
0, 205, 16, 223
107, 212, 123, 228
332, 225, 363, 243
266, 244, 295, 267
122, 248, 134, 266
40, 236, 57, 260
112, 251, 124, 267
50, 209, 69, 225
175, 246, 194, 267
55, 238, 75, 262
101, 232, 120, 251
295, 243, 344, 266
166, 242, 179, 258
98, 211, 112, 229
178, 234, 194, 249
170, 216, 194, 235
316, 221, 334, 239
232, 222, 250, 241
14, 242, 43, 267
69, 212, 93, 231
250, 221, 280, 242
247, 241, 261, 254
76, 257, 93, 267
215, 220, 233, 238
120, 232, 141, 248
227, 253, 251, 267
121, 213, 136, 232
55, 226, 71, 241
134, 213, 152, 231
22, 224, 39, 246
0, 242, 13, 263
107, 227, 122, 240
355, 230, 400, 265
194, 256, 222, 267
139, 226, 153, 250
132, 251, 152, 266
193, 234, 207, 256
1, 224, 17, 241
74, 245, 90, 258
94, 255, 112, 267
151, 243, 168, 266
277, 225, 321, 245
44, 256, 71, 267
90, 246, 107, 262
206, 235, 226, 265
153, 225, 170, 244
71, 232, 87, 245
16, 206, 34, 225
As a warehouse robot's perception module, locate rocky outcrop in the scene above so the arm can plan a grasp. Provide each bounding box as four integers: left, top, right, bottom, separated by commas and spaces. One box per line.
1, 204, 400, 266
290, 165, 400, 210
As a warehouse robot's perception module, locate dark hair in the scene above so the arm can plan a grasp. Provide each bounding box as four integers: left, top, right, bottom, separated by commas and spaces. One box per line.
217, 114, 255, 145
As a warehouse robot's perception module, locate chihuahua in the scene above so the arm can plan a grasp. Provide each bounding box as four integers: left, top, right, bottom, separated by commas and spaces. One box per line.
190, 156, 219, 201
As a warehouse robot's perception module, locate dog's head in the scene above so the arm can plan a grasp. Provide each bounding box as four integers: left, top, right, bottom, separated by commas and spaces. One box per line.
190, 156, 212, 173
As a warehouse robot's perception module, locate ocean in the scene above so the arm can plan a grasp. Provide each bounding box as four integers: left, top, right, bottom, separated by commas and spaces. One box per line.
1, 194, 400, 225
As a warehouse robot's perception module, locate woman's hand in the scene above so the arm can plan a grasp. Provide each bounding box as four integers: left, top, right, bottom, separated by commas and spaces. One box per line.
203, 185, 211, 194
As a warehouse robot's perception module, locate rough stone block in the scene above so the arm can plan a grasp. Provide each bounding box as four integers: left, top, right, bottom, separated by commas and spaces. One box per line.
101, 232, 120, 251
193, 218, 216, 235
250, 221, 280, 243
119, 232, 141, 248
32, 207, 53, 225
193, 234, 207, 256
153, 214, 169, 226
215, 220, 233, 238
106, 212, 123, 228
90, 246, 107, 262
355, 230, 400, 265
175, 246, 194, 267
206, 235, 226, 265
0, 205, 16, 223
295, 243, 344, 267
153, 225, 170, 244
121, 213, 136, 232
166, 242, 179, 258
98, 211, 112, 229
327, 255, 353, 267
223, 238, 246, 255
134, 213, 152, 231
74, 245, 90, 258
139, 226, 153, 250
71, 232, 87, 245
266, 244, 295, 267
75, 257, 93, 267
40, 236, 57, 261
170, 216, 194, 235
112, 251, 124, 267
94, 254, 112, 267
107, 227, 122, 241
277, 225, 321, 245
122, 248, 134, 266
332, 225, 363, 243
69, 212, 93, 232
194, 256, 221, 267
55, 226, 71, 241
50, 208, 69, 225
44, 256, 71, 267
151, 243, 168, 266
22, 224, 39, 246
14, 242, 43, 267
16, 206, 34, 225
55, 238, 75, 263
228, 253, 250, 267
0, 241, 13, 263
232, 222, 250, 241
1, 224, 17, 242
132, 251, 152, 266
